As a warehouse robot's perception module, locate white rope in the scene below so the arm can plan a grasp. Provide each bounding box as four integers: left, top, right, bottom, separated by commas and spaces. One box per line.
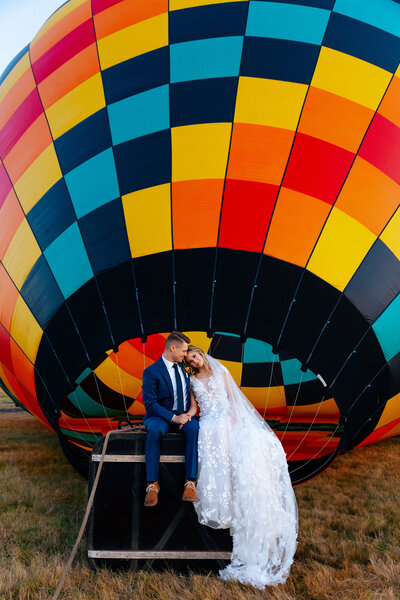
51, 428, 135, 599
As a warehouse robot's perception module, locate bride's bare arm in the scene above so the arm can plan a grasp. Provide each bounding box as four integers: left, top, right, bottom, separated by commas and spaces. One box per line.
186, 389, 198, 417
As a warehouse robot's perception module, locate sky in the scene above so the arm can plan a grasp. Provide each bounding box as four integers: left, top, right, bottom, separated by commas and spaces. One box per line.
0, 0, 64, 76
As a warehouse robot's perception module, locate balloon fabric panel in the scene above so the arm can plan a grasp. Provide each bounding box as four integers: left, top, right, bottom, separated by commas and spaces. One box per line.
45, 74, 106, 139
234, 77, 308, 130
4, 115, 53, 183
307, 207, 377, 291
170, 77, 237, 127
311, 47, 392, 110
0, 68, 34, 131
333, 0, 400, 37
3, 219, 41, 289
97, 13, 168, 70
227, 124, 295, 184
123, 184, 172, 258
37, 46, 99, 112
264, 189, 331, 268
335, 158, 400, 236
379, 70, 400, 126
32, 19, 96, 85
381, 206, 400, 260
359, 114, 400, 184
0, 265, 19, 329
0, 194, 25, 260
14, 145, 62, 213
298, 86, 373, 153
218, 180, 277, 252
245, 2, 330, 45
26, 180, 76, 250
54, 108, 112, 174
172, 179, 223, 249
30, 2, 93, 64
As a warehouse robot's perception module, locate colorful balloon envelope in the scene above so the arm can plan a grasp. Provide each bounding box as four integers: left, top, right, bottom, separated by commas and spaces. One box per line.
0, 0, 399, 483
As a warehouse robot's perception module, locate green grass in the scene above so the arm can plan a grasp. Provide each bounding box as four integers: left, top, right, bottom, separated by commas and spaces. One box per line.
0, 403, 399, 599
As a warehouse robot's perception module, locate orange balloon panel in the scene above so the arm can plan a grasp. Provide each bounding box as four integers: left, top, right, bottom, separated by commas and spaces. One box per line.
172, 179, 223, 249
4, 114, 53, 182
227, 123, 294, 185
0, 67, 36, 131
11, 339, 36, 398
298, 86, 373, 153
379, 74, 400, 128
335, 157, 400, 235
37, 44, 100, 110
264, 188, 331, 267
109, 339, 156, 378
93, 0, 168, 40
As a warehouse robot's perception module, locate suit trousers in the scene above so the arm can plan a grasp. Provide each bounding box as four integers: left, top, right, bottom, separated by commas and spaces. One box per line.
144, 415, 199, 482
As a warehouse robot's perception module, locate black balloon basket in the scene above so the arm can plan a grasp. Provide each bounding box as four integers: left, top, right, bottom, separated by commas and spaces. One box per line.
86, 430, 232, 573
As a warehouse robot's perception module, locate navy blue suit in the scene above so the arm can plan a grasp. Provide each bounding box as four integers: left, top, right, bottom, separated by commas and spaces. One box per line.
142, 357, 199, 482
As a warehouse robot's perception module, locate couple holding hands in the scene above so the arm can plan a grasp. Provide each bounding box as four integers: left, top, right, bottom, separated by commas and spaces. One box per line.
141, 331, 297, 589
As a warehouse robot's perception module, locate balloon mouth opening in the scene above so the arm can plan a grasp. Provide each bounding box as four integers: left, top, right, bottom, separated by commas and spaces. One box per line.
57, 331, 343, 483
60, 329, 341, 423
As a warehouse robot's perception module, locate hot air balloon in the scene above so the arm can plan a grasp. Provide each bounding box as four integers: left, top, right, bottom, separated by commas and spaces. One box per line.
0, 0, 399, 484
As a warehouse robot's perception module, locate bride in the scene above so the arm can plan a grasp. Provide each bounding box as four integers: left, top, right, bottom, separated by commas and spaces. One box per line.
184, 345, 298, 589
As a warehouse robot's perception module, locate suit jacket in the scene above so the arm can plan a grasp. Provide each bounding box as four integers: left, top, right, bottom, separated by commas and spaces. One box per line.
142, 358, 191, 422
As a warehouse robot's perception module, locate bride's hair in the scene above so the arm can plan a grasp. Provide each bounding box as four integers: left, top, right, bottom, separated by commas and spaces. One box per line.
185, 345, 212, 375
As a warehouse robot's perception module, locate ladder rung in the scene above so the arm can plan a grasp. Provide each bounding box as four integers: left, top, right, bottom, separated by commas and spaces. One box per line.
88, 550, 231, 559
91, 454, 185, 463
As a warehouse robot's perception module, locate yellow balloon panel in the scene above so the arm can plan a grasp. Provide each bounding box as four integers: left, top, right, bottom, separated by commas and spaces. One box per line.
312, 47, 392, 110
45, 73, 105, 139
172, 123, 232, 181
2, 219, 41, 290
123, 184, 172, 258
10, 296, 43, 364
307, 207, 377, 291
235, 77, 307, 130
14, 144, 62, 212
97, 13, 168, 70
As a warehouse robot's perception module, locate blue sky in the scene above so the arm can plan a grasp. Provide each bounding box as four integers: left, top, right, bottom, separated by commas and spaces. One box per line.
0, 0, 63, 76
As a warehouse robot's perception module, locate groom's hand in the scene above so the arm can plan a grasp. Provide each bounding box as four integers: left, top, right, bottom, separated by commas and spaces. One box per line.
172, 413, 191, 428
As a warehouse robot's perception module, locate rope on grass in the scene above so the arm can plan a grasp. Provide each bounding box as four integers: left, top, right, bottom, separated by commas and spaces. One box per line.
51, 426, 141, 599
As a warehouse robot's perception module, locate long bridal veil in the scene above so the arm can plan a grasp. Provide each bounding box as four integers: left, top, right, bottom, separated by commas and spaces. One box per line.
195, 354, 298, 588
206, 353, 278, 432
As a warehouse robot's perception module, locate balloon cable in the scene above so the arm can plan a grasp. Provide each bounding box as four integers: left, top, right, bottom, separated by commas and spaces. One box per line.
281, 370, 305, 442
262, 353, 276, 419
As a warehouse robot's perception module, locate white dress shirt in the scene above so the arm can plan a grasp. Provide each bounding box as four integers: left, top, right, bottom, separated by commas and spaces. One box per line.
161, 355, 188, 412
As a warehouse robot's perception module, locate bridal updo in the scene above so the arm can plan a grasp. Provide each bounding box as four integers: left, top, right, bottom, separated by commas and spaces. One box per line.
185, 346, 212, 376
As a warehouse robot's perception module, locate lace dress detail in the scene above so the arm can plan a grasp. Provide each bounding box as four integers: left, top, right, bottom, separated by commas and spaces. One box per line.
191, 369, 298, 589
192, 374, 234, 528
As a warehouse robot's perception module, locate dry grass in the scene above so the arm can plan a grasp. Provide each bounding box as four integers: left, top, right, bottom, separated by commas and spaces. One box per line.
0, 398, 399, 600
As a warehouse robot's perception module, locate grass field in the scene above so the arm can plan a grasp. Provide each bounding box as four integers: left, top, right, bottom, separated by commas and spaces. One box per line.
0, 395, 399, 600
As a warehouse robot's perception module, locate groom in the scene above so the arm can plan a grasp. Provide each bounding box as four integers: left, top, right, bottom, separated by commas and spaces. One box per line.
142, 331, 199, 507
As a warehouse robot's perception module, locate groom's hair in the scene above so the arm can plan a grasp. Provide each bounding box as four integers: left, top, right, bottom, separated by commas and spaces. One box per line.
165, 331, 190, 348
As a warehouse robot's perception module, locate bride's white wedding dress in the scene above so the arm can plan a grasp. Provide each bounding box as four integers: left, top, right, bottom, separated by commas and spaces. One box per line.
191, 355, 298, 589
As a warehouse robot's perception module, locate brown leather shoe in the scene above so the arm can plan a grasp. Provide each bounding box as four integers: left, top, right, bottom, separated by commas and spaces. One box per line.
182, 480, 196, 502
144, 482, 160, 507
